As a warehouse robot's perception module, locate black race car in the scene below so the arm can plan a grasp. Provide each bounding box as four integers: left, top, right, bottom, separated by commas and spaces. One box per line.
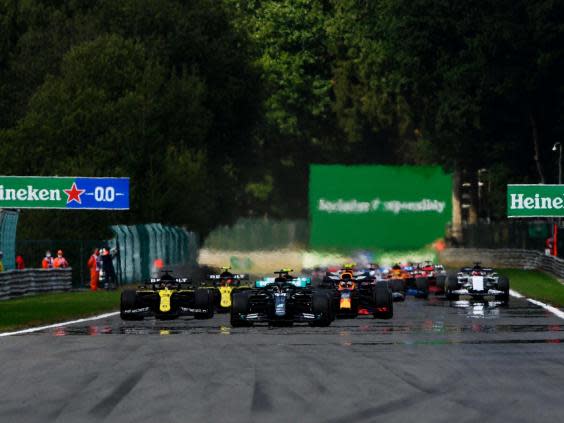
230, 269, 333, 327
120, 271, 214, 320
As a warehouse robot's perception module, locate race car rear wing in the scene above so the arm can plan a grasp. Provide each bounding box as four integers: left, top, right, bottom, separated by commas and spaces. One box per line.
149, 277, 191, 284
255, 277, 311, 288
208, 274, 249, 280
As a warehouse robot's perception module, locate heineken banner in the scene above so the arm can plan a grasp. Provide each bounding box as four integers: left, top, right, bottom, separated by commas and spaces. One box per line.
507, 184, 564, 217
309, 165, 452, 250
0, 176, 129, 210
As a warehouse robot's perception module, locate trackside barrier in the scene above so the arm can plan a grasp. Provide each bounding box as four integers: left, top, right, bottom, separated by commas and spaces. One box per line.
0, 268, 72, 301
109, 224, 198, 284
439, 248, 564, 279
0, 210, 19, 270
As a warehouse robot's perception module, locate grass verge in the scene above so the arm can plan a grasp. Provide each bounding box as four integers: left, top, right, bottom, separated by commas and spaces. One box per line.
499, 268, 564, 307
0, 290, 121, 332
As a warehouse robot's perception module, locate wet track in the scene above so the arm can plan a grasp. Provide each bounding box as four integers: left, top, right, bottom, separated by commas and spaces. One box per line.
1, 295, 563, 422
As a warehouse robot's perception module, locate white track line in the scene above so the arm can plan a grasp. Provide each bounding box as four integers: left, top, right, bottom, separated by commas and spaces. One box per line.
510, 290, 564, 320
509, 289, 524, 299
0, 311, 120, 337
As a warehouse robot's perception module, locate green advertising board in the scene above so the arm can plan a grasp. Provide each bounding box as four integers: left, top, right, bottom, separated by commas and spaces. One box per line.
507, 184, 564, 217
309, 165, 452, 251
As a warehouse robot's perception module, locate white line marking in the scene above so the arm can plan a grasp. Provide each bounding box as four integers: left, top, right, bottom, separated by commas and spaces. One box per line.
526, 298, 564, 320
510, 290, 564, 320
0, 311, 120, 337
509, 289, 524, 299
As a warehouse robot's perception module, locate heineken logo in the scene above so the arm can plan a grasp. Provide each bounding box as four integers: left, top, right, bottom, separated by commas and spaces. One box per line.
0, 176, 129, 210
0, 185, 62, 202
318, 198, 446, 214
507, 185, 564, 217
509, 193, 564, 210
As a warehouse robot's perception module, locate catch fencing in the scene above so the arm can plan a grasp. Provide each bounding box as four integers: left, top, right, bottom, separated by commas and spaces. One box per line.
109, 224, 199, 284
439, 248, 564, 279
0, 210, 19, 270
0, 268, 72, 300
457, 221, 550, 250
17, 224, 199, 287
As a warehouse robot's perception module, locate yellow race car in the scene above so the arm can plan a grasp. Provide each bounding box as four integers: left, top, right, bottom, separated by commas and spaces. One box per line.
120, 271, 214, 320
202, 267, 252, 312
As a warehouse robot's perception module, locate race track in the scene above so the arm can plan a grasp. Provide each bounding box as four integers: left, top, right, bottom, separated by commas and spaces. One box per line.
1, 295, 563, 423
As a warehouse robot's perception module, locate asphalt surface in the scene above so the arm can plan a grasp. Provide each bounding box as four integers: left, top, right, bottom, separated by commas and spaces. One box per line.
1, 295, 563, 423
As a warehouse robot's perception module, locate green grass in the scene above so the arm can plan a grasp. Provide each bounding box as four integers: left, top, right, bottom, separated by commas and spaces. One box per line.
0, 290, 121, 332
499, 268, 564, 307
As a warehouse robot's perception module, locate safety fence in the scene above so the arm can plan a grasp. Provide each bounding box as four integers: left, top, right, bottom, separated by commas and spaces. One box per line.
203, 218, 308, 251
108, 224, 199, 284
0, 268, 72, 300
16, 224, 198, 287
439, 248, 564, 279
456, 221, 550, 250
0, 210, 19, 270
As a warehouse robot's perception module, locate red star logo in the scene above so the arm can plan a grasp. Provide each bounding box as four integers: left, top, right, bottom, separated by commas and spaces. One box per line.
64, 182, 85, 204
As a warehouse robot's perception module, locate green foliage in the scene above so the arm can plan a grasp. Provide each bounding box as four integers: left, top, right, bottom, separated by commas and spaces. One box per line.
0, 0, 259, 238
1, 0, 564, 234
500, 268, 564, 307
0, 290, 121, 331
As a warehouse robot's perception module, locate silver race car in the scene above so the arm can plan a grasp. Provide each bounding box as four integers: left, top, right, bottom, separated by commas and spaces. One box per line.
445, 263, 510, 305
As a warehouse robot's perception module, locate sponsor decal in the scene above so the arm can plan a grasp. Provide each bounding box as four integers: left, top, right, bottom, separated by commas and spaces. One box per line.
507, 184, 564, 217
187, 308, 209, 313
124, 307, 150, 314
219, 286, 233, 308
274, 292, 287, 316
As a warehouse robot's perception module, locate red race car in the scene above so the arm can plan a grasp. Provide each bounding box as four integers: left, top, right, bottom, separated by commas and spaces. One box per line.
410, 261, 447, 295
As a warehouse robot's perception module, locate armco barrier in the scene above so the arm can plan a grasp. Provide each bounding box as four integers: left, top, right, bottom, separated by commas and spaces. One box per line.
439, 248, 564, 279
0, 268, 72, 300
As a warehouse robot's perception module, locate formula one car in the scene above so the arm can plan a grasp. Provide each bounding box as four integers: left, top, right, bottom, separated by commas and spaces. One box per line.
120, 271, 214, 320
411, 261, 447, 295
203, 267, 251, 313
230, 269, 333, 327
385, 263, 429, 299
445, 263, 510, 305
321, 264, 393, 319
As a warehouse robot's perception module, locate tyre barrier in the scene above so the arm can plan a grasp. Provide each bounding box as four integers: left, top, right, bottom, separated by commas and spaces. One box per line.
0, 268, 72, 301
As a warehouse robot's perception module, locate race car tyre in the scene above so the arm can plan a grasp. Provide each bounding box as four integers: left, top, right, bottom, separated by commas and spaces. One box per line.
373, 281, 393, 319
445, 275, 459, 301
415, 277, 429, 299
389, 278, 405, 293
120, 289, 143, 321
435, 275, 446, 293
194, 288, 214, 319
311, 293, 332, 327
230, 292, 252, 327
496, 276, 510, 305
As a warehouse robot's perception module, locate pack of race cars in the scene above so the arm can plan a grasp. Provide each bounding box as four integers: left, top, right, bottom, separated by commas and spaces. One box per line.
120, 262, 511, 326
